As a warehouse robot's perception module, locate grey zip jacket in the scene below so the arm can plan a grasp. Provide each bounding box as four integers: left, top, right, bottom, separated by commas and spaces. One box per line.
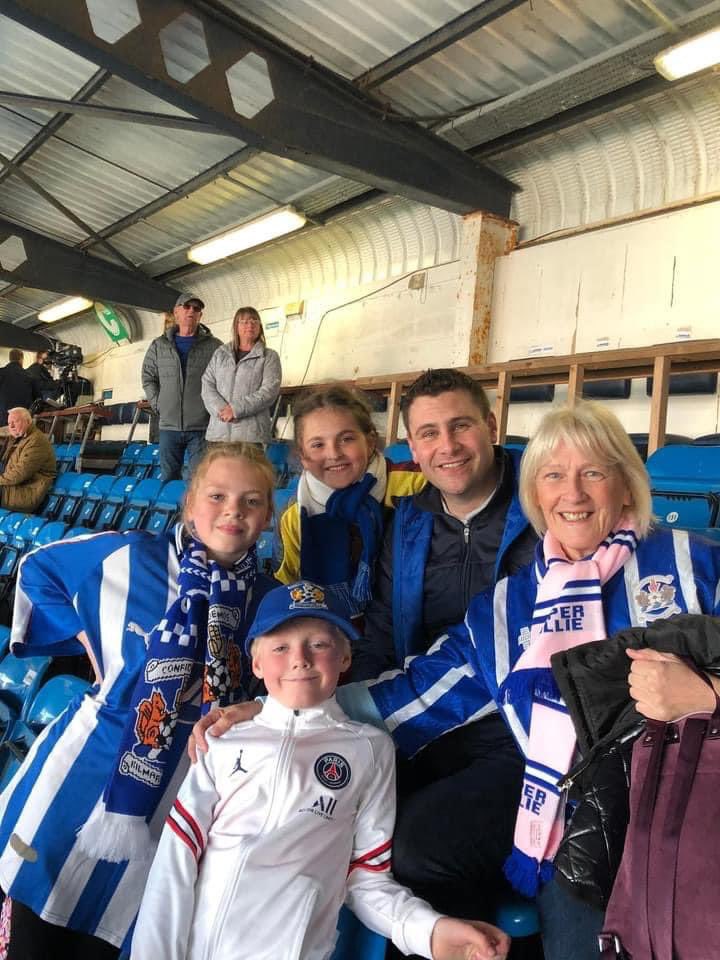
142, 324, 222, 432
201, 340, 282, 443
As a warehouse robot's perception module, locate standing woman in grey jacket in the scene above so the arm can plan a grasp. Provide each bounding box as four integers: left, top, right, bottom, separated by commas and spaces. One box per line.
202, 307, 282, 444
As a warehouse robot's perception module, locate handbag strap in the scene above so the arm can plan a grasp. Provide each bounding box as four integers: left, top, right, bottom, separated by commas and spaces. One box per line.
650, 669, 720, 960
632, 718, 668, 960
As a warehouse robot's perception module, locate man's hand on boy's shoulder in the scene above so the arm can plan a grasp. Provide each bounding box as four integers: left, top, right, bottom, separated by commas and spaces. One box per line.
430, 918, 510, 960
188, 702, 262, 763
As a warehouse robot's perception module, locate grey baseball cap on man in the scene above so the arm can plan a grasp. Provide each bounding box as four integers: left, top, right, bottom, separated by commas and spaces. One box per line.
175, 293, 205, 310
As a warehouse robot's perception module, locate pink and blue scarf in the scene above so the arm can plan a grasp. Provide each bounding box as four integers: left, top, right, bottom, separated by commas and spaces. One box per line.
503, 517, 638, 897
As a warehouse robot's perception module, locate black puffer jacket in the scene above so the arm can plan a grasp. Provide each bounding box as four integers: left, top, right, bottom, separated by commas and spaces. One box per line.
551, 614, 720, 909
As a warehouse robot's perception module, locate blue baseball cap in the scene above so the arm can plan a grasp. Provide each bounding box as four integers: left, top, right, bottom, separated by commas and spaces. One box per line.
245, 581, 360, 653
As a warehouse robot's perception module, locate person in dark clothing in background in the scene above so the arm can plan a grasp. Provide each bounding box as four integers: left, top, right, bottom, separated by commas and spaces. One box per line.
26, 350, 60, 401
0, 350, 38, 427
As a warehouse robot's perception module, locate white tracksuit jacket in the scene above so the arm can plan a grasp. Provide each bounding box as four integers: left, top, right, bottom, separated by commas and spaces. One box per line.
131, 696, 441, 960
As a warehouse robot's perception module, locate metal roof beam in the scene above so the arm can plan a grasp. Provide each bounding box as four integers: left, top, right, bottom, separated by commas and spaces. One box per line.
0, 91, 218, 132
77, 145, 259, 253
0, 148, 144, 274
0, 68, 109, 189
0, 218, 180, 311
356, 0, 527, 90
0, 0, 515, 217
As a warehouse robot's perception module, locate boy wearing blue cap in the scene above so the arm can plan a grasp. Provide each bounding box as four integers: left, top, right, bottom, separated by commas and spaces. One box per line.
132, 582, 510, 960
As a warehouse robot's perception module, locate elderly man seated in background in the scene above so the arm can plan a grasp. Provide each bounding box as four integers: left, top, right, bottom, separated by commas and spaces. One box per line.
0, 407, 56, 512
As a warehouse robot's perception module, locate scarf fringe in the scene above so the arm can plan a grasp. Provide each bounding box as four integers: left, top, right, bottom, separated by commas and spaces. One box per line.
76, 801, 154, 864
504, 847, 555, 898
352, 560, 372, 605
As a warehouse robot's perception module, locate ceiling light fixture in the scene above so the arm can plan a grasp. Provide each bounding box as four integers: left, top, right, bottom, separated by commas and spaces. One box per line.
38, 296, 94, 324
187, 206, 307, 265
654, 26, 720, 80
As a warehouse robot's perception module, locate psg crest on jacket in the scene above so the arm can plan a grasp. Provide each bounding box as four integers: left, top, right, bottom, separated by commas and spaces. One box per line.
314, 752, 351, 790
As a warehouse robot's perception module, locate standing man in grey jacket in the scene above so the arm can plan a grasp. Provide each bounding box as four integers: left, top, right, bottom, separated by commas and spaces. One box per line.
141, 293, 222, 481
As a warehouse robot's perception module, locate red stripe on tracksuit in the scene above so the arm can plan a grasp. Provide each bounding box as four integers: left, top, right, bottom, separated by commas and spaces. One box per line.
348, 838, 392, 875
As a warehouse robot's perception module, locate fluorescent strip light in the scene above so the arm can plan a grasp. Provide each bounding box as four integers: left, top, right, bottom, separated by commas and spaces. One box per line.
188, 206, 307, 265
654, 26, 720, 80
38, 296, 94, 324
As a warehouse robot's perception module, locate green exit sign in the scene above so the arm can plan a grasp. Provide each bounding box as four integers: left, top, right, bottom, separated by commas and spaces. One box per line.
94, 302, 131, 343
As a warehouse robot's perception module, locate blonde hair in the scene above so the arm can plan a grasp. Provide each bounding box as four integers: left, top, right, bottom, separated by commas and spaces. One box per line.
183, 442, 275, 525
519, 401, 653, 538
232, 307, 265, 349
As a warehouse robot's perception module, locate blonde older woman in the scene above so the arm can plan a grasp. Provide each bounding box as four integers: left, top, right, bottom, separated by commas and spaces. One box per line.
201, 306, 281, 444
191, 402, 720, 960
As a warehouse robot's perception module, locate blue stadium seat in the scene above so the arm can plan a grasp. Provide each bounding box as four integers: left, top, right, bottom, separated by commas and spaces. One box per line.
41, 472, 83, 520
75, 474, 116, 527
266, 441, 294, 486
0, 627, 10, 660
131, 444, 160, 480
0, 513, 26, 548
22, 674, 92, 728
63, 526, 94, 541
383, 442, 411, 464
56, 442, 81, 473
33, 520, 69, 548
0, 719, 36, 790
114, 442, 147, 477
494, 894, 541, 938
116, 478, 163, 531
0, 514, 46, 581
0, 653, 51, 715
647, 444, 720, 529
57, 472, 98, 526
94, 476, 140, 530
331, 907, 387, 960
142, 480, 186, 534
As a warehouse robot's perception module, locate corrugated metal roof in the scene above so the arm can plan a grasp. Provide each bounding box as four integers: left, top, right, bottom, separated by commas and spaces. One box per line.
0, 107, 44, 158
490, 73, 720, 240
0, 14, 98, 111
217, 0, 481, 79
56, 76, 245, 189
376, 0, 717, 120
100, 154, 364, 270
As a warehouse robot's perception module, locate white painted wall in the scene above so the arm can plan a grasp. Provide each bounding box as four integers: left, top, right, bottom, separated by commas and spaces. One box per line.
490, 199, 720, 439
72, 196, 720, 446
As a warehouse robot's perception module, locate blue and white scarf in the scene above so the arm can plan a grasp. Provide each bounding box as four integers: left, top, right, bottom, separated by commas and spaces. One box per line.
297, 454, 386, 615
77, 536, 257, 863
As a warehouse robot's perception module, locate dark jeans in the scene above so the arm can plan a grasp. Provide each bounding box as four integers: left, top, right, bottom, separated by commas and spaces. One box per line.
537, 876, 604, 960
8, 899, 120, 960
158, 429, 206, 482
392, 713, 525, 920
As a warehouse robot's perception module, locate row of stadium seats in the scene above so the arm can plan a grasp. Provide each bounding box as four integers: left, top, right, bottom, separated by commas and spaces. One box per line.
39, 474, 185, 533
0, 627, 93, 791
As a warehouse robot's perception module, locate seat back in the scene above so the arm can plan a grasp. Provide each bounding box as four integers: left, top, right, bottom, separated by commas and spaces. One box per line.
94, 476, 140, 530
0, 719, 36, 791
32, 520, 69, 548
142, 480, 186, 533
24, 674, 92, 728
116, 478, 163, 531
41, 472, 83, 519
647, 445, 720, 529
0, 654, 51, 714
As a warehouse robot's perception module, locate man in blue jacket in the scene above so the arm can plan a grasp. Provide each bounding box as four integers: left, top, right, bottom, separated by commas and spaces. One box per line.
352, 369, 537, 923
